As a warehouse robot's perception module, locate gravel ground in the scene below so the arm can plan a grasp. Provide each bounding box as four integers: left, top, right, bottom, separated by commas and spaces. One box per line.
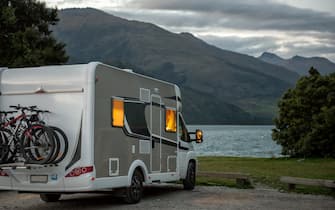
0, 185, 334, 210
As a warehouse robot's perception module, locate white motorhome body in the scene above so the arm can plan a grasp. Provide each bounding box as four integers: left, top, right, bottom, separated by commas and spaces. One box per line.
0, 62, 200, 201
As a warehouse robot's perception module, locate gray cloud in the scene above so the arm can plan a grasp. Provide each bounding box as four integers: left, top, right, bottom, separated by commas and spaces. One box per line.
44, 0, 335, 62
279, 41, 335, 58
198, 34, 335, 61
128, 0, 335, 33
115, 0, 335, 62
199, 35, 280, 56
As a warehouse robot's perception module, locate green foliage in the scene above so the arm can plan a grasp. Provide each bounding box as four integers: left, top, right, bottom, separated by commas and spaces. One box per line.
0, 0, 68, 67
272, 67, 335, 157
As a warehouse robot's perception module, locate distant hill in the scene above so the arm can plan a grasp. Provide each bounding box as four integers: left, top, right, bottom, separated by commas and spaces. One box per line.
259, 52, 335, 75
52, 8, 301, 124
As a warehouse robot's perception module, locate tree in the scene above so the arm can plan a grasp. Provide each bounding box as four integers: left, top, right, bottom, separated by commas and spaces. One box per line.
0, 0, 68, 68
272, 67, 335, 157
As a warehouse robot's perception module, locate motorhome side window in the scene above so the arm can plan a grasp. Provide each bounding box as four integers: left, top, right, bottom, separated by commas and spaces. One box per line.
165, 108, 177, 132
112, 98, 124, 127
179, 116, 190, 142
124, 102, 150, 137
112, 98, 150, 137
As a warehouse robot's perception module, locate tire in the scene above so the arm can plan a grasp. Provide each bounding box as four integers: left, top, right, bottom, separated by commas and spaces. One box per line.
47, 128, 61, 164
21, 125, 56, 164
124, 170, 144, 204
183, 161, 196, 190
40, 193, 61, 202
49, 126, 68, 164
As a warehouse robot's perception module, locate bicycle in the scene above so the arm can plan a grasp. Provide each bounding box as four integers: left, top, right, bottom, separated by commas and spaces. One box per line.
0, 109, 27, 163
0, 111, 17, 164
0, 105, 56, 164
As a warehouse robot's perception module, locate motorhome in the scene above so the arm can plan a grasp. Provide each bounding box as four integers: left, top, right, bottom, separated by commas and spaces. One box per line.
0, 62, 203, 203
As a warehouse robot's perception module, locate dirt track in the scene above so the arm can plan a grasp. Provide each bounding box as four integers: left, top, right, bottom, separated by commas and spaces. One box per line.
0, 185, 334, 210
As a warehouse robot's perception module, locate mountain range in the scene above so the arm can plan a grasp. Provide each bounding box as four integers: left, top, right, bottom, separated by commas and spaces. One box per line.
52, 8, 334, 124
259, 52, 335, 75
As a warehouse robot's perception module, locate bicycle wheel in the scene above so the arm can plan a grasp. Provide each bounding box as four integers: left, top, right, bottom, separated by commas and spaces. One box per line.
47, 127, 61, 164
0, 129, 9, 163
21, 125, 56, 164
49, 126, 68, 164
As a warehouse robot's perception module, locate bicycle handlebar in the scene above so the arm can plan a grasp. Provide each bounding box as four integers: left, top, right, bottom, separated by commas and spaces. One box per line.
9, 105, 38, 111
0, 111, 18, 114
31, 109, 51, 113
8, 105, 51, 115
10, 104, 36, 110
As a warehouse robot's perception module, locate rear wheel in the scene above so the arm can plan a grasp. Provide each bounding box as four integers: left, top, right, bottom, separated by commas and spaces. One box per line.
124, 169, 144, 204
21, 125, 55, 164
47, 128, 61, 164
40, 193, 61, 202
49, 126, 68, 164
183, 161, 196, 190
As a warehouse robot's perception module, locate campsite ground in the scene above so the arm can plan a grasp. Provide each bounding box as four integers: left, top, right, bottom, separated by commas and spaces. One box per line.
197, 157, 335, 196
0, 184, 334, 210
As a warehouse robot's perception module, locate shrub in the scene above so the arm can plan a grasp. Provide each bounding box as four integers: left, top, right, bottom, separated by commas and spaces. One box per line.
272, 67, 335, 157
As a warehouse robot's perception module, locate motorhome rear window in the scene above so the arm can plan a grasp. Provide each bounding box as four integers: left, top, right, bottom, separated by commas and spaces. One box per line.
124, 102, 150, 137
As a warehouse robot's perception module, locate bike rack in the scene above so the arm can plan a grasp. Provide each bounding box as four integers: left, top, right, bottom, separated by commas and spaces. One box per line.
0, 162, 58, 170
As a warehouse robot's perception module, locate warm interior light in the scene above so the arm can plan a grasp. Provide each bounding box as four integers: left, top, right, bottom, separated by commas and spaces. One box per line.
112, 99, 124, 127
166, 109, 176, 132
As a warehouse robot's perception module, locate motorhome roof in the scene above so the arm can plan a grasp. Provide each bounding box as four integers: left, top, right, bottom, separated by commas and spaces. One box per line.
0, 62, 179, 94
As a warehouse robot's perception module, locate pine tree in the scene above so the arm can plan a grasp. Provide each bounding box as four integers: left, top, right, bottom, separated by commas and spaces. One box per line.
0, 0, 68, 67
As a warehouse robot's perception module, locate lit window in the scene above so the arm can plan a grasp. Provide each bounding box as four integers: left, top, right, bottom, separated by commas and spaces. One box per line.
165, 109, 176, 132
112, 99, 124, 127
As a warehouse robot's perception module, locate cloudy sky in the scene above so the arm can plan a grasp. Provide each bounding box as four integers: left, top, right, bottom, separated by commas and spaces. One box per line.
44, 0, 335, 62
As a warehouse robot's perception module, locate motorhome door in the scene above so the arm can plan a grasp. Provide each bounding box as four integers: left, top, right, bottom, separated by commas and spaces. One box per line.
150, 94, 162, 172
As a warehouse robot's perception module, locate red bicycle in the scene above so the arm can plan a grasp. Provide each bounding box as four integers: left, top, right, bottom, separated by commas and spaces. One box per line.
0, 105, 56, 164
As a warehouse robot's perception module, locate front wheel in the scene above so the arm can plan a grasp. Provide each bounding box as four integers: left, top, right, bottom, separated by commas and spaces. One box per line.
183, 161, 196, 190
40, 193, 61, 202
123, 170, 144, 204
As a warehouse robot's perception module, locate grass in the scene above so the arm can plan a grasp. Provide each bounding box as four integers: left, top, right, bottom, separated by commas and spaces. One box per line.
196, 156, 335, 196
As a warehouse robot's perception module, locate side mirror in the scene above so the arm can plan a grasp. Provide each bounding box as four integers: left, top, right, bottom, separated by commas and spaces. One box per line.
195, 129, 203, 143
189, 129, 203, 143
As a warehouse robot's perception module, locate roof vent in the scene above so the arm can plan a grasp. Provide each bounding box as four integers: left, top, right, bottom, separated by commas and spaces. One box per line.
35, 86, 46, 94
123, 69, 133, 73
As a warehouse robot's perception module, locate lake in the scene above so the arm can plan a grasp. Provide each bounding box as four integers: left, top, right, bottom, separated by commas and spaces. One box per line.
188, 125, 283, 158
